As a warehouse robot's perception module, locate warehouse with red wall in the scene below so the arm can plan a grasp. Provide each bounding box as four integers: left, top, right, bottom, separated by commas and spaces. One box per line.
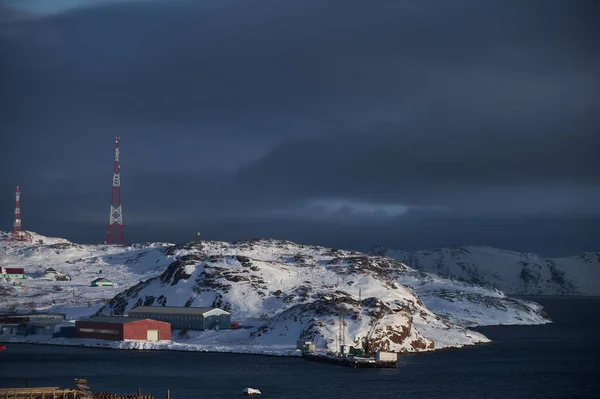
75, 316, 170, 341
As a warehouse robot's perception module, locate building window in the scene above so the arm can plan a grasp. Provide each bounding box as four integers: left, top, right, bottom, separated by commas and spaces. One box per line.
79, 328, 119, 335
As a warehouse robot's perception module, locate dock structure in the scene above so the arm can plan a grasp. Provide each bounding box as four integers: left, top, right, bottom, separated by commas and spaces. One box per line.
302, 352, 398, 368
92, 394, 154, 399
0, 388, 86, 399
0, 389, 154, 399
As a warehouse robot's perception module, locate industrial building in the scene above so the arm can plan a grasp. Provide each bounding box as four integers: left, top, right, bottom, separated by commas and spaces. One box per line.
128, 306, 231, 331
0, 313, 67, 337
75, 316, 170, 341
0, 323, 18, 336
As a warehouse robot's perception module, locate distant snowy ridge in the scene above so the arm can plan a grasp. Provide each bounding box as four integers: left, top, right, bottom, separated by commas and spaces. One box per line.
376, 245, 600, 296
96, 239, 549, 354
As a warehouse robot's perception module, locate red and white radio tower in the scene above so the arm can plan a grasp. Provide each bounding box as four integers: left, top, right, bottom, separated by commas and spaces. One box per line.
12, 186, 23, 239
107, 136, 124, 244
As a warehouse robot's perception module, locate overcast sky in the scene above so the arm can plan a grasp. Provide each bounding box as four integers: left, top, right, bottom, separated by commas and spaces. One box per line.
1, 0, 598, 255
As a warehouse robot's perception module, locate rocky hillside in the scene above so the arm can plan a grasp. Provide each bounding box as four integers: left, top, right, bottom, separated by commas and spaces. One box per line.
97, 239, 549, 353
377, 245, 600, 295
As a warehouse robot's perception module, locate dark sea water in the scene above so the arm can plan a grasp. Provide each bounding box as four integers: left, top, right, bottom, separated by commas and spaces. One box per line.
1, 297, 599, 398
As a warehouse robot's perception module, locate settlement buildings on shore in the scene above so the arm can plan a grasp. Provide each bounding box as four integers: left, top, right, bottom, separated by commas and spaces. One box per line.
0, 312, 67, 337
128, 306, 231, 331
0, 306, 233, 344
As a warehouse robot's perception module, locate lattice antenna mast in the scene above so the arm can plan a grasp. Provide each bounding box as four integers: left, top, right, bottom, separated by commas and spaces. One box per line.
107, 136, 124, 244
341, 314, 346, 348
12, 186, 22, 237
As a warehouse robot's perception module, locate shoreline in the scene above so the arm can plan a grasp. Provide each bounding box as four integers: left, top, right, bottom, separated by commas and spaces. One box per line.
0, 336, 303, 358
0, 334, 492, 358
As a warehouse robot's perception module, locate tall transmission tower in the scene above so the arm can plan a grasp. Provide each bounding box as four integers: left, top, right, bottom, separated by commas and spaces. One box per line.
107, 136, 124, 244
12, 186, 24, 240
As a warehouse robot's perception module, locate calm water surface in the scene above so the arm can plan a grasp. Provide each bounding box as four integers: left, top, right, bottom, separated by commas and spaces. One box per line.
1, 297, 599, 398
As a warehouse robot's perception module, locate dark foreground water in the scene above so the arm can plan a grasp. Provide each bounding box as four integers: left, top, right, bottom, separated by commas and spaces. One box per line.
1, 297, 599, 398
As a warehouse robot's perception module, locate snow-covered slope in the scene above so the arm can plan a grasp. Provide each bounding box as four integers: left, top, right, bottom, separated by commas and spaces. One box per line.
378, 245, 600, 296
0, 232, 175, 313
96, 239, 549, 353
1, 234, 552, 354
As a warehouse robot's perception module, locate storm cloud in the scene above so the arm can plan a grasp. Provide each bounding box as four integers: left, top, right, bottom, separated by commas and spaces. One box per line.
1, 0, 599, 255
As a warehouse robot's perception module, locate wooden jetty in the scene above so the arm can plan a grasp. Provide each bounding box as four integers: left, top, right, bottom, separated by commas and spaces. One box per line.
303, 352, 398, 368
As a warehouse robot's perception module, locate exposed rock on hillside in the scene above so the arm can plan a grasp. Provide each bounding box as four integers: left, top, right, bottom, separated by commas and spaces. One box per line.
97, 239, 548, 353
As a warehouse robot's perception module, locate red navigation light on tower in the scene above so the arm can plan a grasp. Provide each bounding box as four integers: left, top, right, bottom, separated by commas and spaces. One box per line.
107, 136, 124, 245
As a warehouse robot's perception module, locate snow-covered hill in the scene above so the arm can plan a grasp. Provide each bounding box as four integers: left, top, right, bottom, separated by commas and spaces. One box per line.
0, 232, 175, 313
377, 245, 600, 296
96, 239, 549, 353
1, 234, 551, 354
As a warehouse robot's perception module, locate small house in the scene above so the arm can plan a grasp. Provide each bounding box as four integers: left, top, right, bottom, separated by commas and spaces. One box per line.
45, 267, 58, 274
55, 274, 71, 281
91, 278, 114, 287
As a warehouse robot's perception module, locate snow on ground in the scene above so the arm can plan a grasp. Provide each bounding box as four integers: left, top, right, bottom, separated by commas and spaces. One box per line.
94, 239, 547, 354
382, 245, 600, 295
394, 269, 550, 327
0, 232, 174, 315
1, 235, 552, 356
0, 331, 302, 356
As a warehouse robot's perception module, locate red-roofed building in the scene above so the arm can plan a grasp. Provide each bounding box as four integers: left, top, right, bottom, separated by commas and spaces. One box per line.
3, 268, 24, 274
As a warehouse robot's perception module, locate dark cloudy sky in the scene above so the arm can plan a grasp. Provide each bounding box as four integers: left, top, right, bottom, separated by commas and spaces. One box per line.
1, 0, 599, 255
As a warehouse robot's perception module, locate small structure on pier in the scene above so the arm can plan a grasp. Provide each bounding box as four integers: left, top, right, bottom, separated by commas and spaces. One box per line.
296, 340, 315, 352
303, 351, 398, 368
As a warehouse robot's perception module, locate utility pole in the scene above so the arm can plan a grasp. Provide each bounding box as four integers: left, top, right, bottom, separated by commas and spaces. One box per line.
359, 288, 362, 309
